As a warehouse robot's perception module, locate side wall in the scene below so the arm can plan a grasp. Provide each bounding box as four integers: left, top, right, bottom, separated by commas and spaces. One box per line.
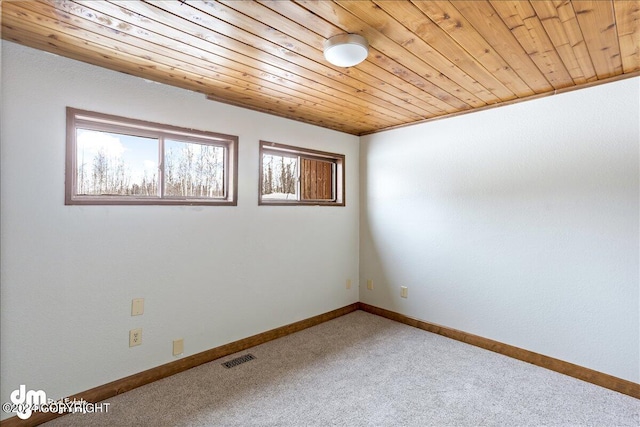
0, 41, 359, 417
360, 77, 640, 383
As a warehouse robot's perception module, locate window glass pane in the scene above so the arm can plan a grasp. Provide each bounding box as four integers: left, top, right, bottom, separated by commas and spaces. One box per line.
262, 153, 298, 200
76, 129, 158, 196
164, 139, 225, 198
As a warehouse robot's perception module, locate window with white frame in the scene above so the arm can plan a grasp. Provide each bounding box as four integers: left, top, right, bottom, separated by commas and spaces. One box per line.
66, 108, 238, 205
259, 141, 345, 206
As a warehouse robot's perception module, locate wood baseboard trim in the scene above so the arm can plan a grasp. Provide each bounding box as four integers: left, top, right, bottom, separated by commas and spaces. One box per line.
358, 302, 639, 399
0, 303, 359, 427
3, 301, 635, 426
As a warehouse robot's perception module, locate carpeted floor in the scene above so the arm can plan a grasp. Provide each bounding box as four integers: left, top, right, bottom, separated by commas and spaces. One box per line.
43, 311, 639, 426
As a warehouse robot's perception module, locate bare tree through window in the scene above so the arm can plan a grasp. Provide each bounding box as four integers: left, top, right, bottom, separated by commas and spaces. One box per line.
262, 153, 297, 200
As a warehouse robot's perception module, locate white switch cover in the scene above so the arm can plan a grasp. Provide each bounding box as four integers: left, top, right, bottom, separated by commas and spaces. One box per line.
346, 279, 352, 290
173, 339, 184, 356
131, 298, 144, 316
367, 279, 374, 290
400, 286, 408, 298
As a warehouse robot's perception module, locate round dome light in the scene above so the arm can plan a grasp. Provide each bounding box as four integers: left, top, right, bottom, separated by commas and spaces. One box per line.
323, 34, 369, 68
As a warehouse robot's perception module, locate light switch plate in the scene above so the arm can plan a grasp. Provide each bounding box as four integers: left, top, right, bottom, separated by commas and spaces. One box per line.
131, 298, 144, 316
173, 339, 184, 356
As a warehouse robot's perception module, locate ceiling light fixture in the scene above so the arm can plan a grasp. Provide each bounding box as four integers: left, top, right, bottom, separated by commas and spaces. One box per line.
323, 34, 369, 68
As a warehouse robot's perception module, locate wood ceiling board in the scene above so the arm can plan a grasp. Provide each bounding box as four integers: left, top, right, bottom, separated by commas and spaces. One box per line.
572, 0, 623, 79
7, 2, 368, 133
223, 0, 453, 118
2, 6, 366, 134
409, 0, 534, 97
182, 0, 427, 122
93, 0, 409, 130
613, 0, 640, 73
298, 1, 485, 108
489, 0, 574, 89
334, 0, 498, 105
530, 0, 590, 85
371, 0, 517, 102
1, 0, 636, 136
96, 1, 398, 129
215, 0, 447, 118
551, 0, 599, 83
152, 0, 426, 124
297, 0, 483, 109
451, 0, 554, 94
259, 0, 466, 115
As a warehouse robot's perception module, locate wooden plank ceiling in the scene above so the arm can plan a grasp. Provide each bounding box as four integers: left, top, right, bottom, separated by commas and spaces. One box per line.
2, 1, 639, 135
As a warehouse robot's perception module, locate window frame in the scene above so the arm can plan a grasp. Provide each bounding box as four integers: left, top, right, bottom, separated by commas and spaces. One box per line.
259, 141, 345, 207
66, 107, 238, 206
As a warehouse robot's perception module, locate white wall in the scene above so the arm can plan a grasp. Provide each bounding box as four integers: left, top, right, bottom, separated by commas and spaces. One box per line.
0, 41, 359, 417
2, 41, 638, 419
360, 77, 640, 383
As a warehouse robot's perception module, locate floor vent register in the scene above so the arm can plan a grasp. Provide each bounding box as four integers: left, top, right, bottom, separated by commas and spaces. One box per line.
222, 354, 256, 369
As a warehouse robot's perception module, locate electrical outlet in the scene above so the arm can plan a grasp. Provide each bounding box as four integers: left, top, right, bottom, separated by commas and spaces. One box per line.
346, 279, 352, 290
367, 279, 373, 290
129, 328, 142, 347
400, 286, 408, 298
173, 339, 184, 356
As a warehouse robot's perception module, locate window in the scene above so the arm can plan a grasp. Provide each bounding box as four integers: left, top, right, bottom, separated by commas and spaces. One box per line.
66, 108, 238, 205
259, 141, 345, 206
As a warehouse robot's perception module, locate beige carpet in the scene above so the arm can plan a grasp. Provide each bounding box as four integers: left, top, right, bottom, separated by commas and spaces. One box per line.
43, 311, 639, 426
